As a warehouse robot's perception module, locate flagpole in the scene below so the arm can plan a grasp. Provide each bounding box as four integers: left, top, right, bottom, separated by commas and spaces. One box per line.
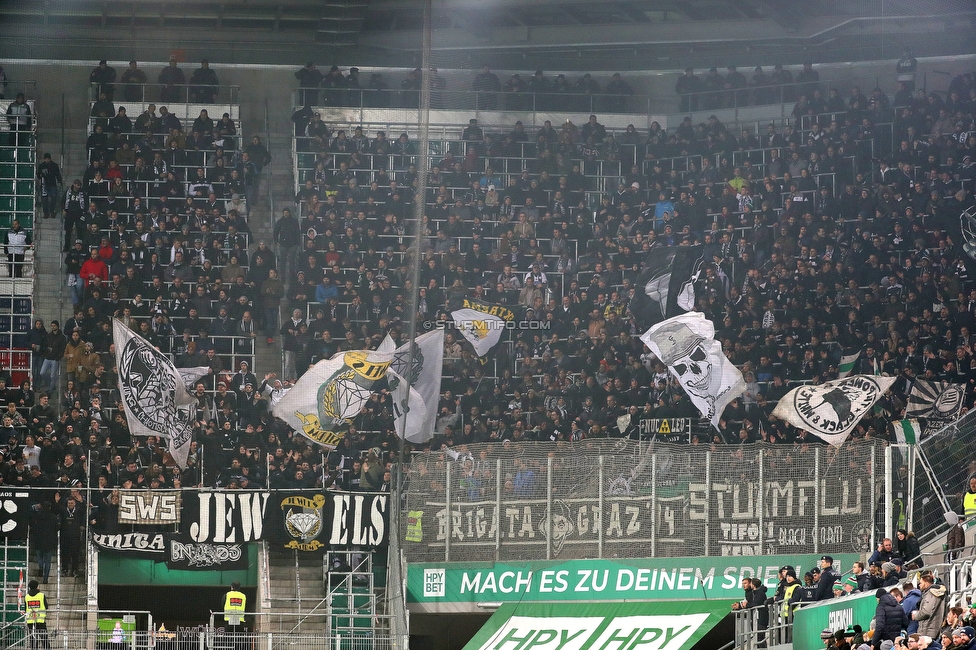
397, 0, 432, 509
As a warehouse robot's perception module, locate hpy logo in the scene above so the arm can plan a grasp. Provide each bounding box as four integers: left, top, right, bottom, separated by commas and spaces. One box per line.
424, 568, 446, 597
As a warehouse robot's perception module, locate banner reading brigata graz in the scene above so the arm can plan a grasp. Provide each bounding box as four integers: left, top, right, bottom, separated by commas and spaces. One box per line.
407, 554, 859, 605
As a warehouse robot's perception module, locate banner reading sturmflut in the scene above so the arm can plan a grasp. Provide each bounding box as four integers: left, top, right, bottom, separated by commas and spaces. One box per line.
640, 312, 744, 428
113, 319, 195, 468
772, 375, 897, 446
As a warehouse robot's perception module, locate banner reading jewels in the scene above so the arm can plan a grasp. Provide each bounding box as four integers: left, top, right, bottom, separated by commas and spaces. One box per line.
265, 491, 391, 553
407, 554, 860, 605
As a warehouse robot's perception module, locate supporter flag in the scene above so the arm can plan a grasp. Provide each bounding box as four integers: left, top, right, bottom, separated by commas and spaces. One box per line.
891, 419, 922, 445
640, 312, 744, 428
837, 351, 860, 378
177, 366, 213, 390
451, 298, 519, 359
906, 379, 965, 423
771, 375, 897, 446
114, 319, 195, 468
389, 330, 444, 443
631, 246, 703, 328
273, 350, 393, 450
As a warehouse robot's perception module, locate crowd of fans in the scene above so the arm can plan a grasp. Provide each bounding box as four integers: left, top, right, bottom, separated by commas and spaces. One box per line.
2, 61, 976, 561
731, 534, 976, 650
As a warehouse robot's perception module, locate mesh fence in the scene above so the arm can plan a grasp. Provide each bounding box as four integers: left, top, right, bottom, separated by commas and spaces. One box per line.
402, 440, 883, 563
913, 409, 976, 535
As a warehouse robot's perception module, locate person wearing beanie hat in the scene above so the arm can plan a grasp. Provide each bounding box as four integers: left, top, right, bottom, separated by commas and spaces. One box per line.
881, 563, 900, 587
23, 578, 51, 647
844, 575, 860, 594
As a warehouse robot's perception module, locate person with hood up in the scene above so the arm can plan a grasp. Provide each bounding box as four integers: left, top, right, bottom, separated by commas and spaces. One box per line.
874, 588, 908, 649
912, 573, 948, 639
946, 512, 966, 562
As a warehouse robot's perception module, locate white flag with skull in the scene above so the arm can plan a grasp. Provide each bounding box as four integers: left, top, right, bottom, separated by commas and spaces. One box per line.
640, 312, 745, 429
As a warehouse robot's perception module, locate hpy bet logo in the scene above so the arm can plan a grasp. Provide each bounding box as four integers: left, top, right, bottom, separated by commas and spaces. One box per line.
424, 568, 445, 597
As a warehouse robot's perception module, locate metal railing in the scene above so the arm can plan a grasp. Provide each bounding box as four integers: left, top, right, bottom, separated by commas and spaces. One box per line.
89, 82, 241, 108
291, 69, 914, 118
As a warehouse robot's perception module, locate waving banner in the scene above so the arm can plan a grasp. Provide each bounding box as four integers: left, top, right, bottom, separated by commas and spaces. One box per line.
273, 350, 393, 450
388, 330, 444, 443
451, 299, 519, 359
640, 312, 744, 428
772, 375, 897, 445
906, 379, 965, 423
631, 246, 704, 328
114, 319, 195, 468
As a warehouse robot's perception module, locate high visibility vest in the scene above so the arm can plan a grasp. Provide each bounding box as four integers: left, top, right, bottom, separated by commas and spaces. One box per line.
24, 592, 47, 624
964, 492, 976, 518
224, 590, 246, 623
781, 583, 799, 618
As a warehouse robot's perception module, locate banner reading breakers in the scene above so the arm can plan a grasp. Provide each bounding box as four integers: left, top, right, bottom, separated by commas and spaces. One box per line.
408, 554, 858, 608
461, 602, 731, 650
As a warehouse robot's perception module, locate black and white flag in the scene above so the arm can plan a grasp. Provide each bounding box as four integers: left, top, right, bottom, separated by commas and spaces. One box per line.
640, 312, 744, 428
772, 375, 897, 446
906, 379, 965, 423
114, 319, 195, 469
631, 246, 703, 328
91, 531, 166, 559
166, 534, 248, 571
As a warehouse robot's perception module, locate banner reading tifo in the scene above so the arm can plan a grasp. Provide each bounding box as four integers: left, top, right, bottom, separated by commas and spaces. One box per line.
407, 554, 859, 606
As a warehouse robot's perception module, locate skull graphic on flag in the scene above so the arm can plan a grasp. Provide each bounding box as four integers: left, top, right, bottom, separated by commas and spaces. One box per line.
641, 312, 744, 429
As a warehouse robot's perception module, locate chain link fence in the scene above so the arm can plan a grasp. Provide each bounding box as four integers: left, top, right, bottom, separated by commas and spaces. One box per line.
912, 409, 976, 536
402, 440, 883, 563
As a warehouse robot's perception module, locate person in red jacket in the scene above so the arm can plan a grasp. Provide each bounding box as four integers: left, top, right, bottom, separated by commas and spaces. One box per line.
79, 247, 108, 287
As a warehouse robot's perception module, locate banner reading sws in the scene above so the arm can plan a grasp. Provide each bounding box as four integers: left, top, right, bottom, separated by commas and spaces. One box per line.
407, 554, 859, 605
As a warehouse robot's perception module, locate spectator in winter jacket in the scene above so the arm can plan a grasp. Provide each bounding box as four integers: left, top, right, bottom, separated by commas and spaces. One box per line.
874, 588, 908, 649
869, 538, 902, 565
815, 555, 840, 601
946, 512, 966, 561
79, 247, 108, 287
62, 331, 87, 385
897, 529, 923, 568
901, 582, 922, 633
912, 573, 948, 639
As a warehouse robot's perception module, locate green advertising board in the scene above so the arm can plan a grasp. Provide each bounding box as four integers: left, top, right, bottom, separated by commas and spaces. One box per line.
792, 591, 878, 650
408, 554, 858, 605
461, 601, 733, 650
